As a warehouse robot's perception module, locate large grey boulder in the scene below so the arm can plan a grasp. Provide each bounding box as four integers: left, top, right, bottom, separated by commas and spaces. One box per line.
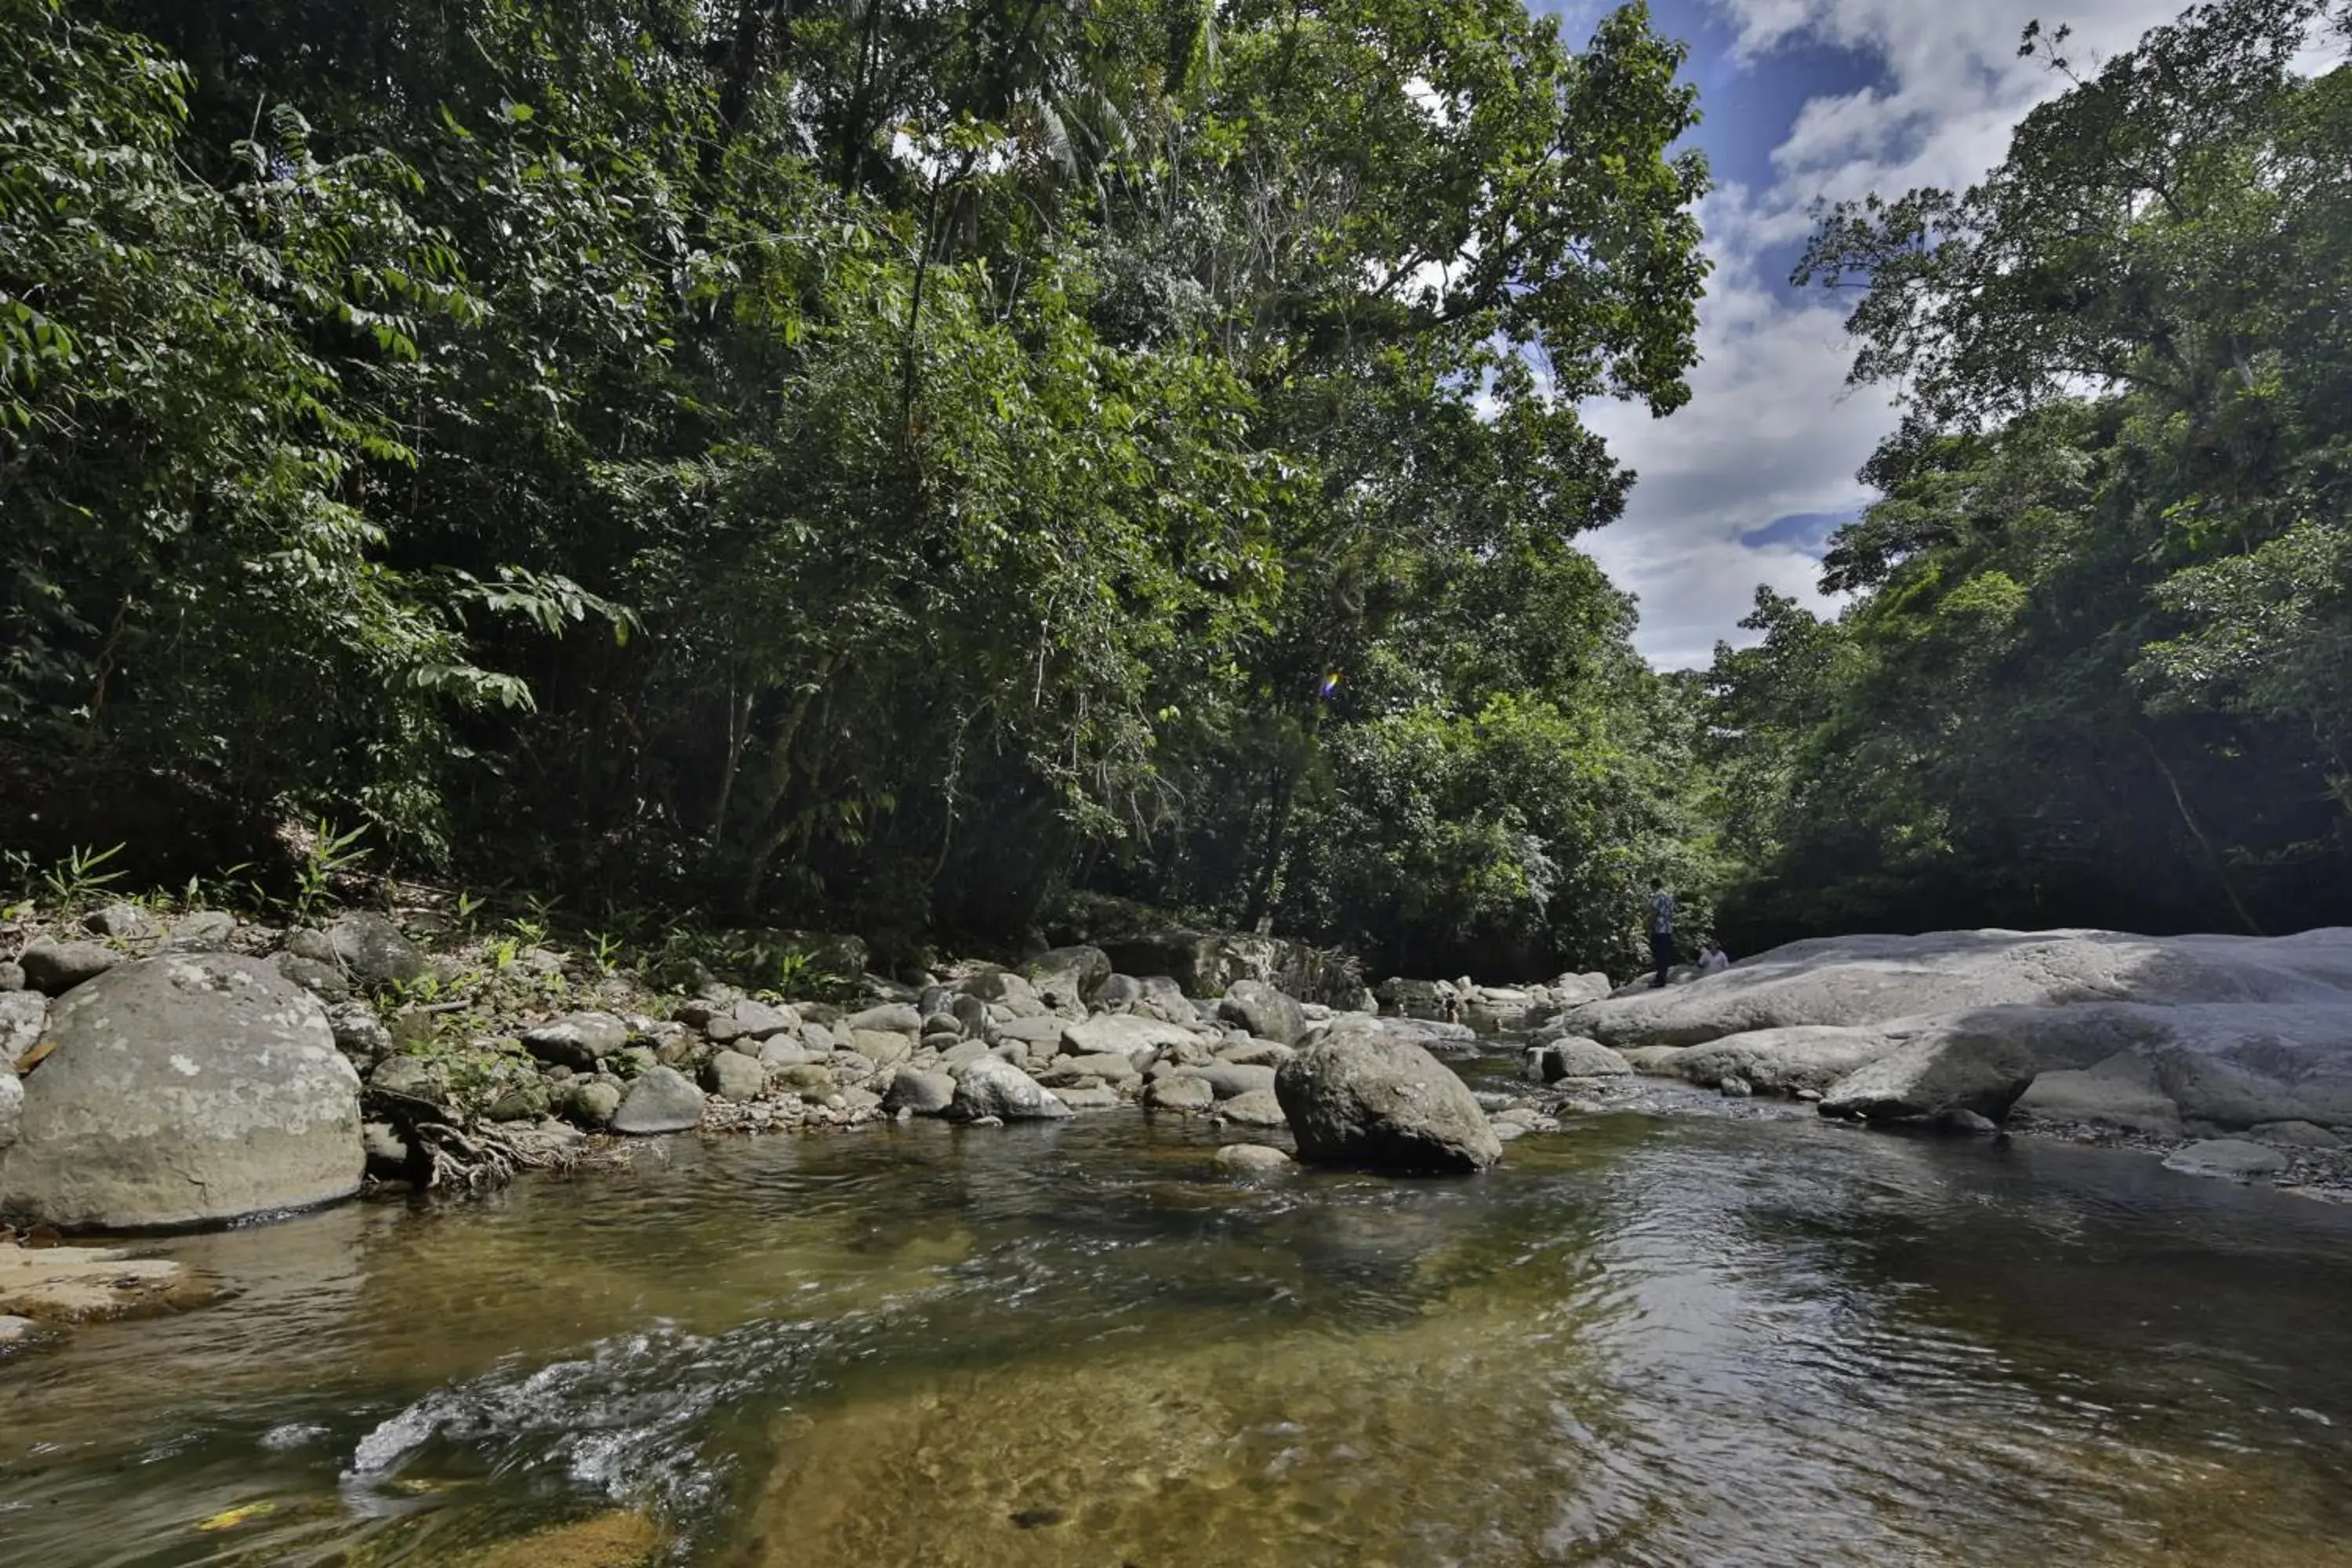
1273, 1032, 1501, 1174
1145, 1074, 1215, 1112
1023, 946, 1112, 1017
1818, 1018, 2039, 1123
1218, 979, 1305, 1046
18, 940, 120, 996
951, 1058, 1073, 1121
0, 954, 362, 1229
1566, 927, 2352, 1050
323, 912, 427, 989
610, 1065, 706, 1134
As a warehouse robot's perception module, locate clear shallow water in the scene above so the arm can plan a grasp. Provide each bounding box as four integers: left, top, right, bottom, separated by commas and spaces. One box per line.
5, 1066, 2352, 1566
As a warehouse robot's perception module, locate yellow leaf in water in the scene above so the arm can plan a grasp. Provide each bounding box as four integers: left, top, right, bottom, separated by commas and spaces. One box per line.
195, 1501, 277, 1533
13, 1038, 56, 1073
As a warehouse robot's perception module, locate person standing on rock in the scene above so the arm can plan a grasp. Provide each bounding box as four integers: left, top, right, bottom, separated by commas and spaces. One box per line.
1647, 880, 1676, 989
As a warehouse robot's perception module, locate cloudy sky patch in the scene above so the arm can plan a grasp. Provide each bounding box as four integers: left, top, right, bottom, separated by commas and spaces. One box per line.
1562, 0, 2214, 668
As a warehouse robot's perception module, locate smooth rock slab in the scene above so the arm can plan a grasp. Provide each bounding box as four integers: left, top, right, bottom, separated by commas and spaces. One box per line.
0, 1242, 190, 1320
0, 954, 362, 1229
1819, 1021, 2038, 1124
610, 1066, 706, 1134
2163, 1138, 2290, 1180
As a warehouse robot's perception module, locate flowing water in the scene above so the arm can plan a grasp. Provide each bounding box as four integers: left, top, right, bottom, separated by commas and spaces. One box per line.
5, 1062, 2352, 1567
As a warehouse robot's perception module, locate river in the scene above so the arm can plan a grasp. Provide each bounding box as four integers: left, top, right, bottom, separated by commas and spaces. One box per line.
4, 1059, 2350, 1566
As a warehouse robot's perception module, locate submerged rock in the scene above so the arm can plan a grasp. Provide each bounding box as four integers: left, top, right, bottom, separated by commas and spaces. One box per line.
2163, 1138, 2290, 1180
0, 954, 362, 1229
1273, 1029, 1501, 1174
1214, 1142, 1293, 1173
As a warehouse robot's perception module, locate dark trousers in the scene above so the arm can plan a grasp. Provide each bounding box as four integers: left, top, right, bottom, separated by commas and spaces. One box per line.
1650, 930, 1674, 989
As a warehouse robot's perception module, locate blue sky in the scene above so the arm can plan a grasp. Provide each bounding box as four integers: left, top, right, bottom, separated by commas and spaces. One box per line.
1552, 0, 2213, 667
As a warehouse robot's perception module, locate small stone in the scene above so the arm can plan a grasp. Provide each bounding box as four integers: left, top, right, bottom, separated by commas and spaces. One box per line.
17, 941, 120, 996
0, 963, 24, 993
167, 911, 238, 949
1214, 1143, 1293, 1173
1719, 1075, 1754, 1098
85, 903, 162, 942
275, 951, 350, 1002
325, 1001, 392, 1064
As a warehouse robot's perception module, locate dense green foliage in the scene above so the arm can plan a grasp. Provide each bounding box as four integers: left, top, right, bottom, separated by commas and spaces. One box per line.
1710, 0, 2352, 950
2, 0, 1713, 976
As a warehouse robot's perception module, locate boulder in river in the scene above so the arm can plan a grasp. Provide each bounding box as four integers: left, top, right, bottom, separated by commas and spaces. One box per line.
1273, 1029, 1501, 1174
882, 1069, 956, 1116
1022, 946, 1112, 1017
1217, 979, 1306, 1045
1523, 1036, 1632, 1083
951, 1058, 1073, 1121
0, 953, 363, 1229
2162, 1138, 2290, 1180
1218, 1088, 1289, 1127
1214, 1143, 1293, 1174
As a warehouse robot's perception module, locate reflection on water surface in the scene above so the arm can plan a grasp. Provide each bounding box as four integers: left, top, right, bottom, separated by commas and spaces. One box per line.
3, 1073, 2350, 1566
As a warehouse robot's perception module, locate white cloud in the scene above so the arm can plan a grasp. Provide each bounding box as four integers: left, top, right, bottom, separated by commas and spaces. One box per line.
1584, 0, 2228, 669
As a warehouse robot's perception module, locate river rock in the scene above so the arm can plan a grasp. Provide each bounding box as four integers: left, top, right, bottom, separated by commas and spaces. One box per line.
368, 1054, 452, 1105
757, 1036, 811, 1069
851, 1029, 913, 1068
1218, 979, 1306, 1046
564, 1078, 623, 1127
275, 950, 351, 1002
610, 1065, 705, 1134
323, 912, 427, 989
708, 998, 798, 1045
958, 969, 1051, 1018
167, 911, 239, 950
2252, 1120, 2344, 1149
1218, 1088, 1288, 1127
1564, 927, 2352, 1050
1145, 1074, 1215, 1112
844, 1003, 923, 1037
1273, 1033, 1501, 1174
1195, 1062, 1278, 1099
87, 902, 162, 942
0, 1241, 188, 1320
882, 1069, 956, 1116
1024, 946, 1112, 1016
1654, 1026, 1897, 1097
702, 1050, 765, 1101
951, 1058, 1073, 1121
0, 991, 46, 1064
0, 954, 363, 1229
1044, 1052, 1139, 1085
1217, 1039, 1295, 1068
2163, 1138, 2290, 1179
521, 1011, 630, 1070
0, 1073, 20, 1155
324, 1001, 392, 1065
1058, 1014, 1201, 1068
18, 940, 120, 996
1523, 1036, 1633, 1083
1818, 1021, 2038, 1123
1214, 1143, 1293, 1173
1053, 1084, 1123, 1111
769, 1062, 835, 1095
0, 962, 23, 992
